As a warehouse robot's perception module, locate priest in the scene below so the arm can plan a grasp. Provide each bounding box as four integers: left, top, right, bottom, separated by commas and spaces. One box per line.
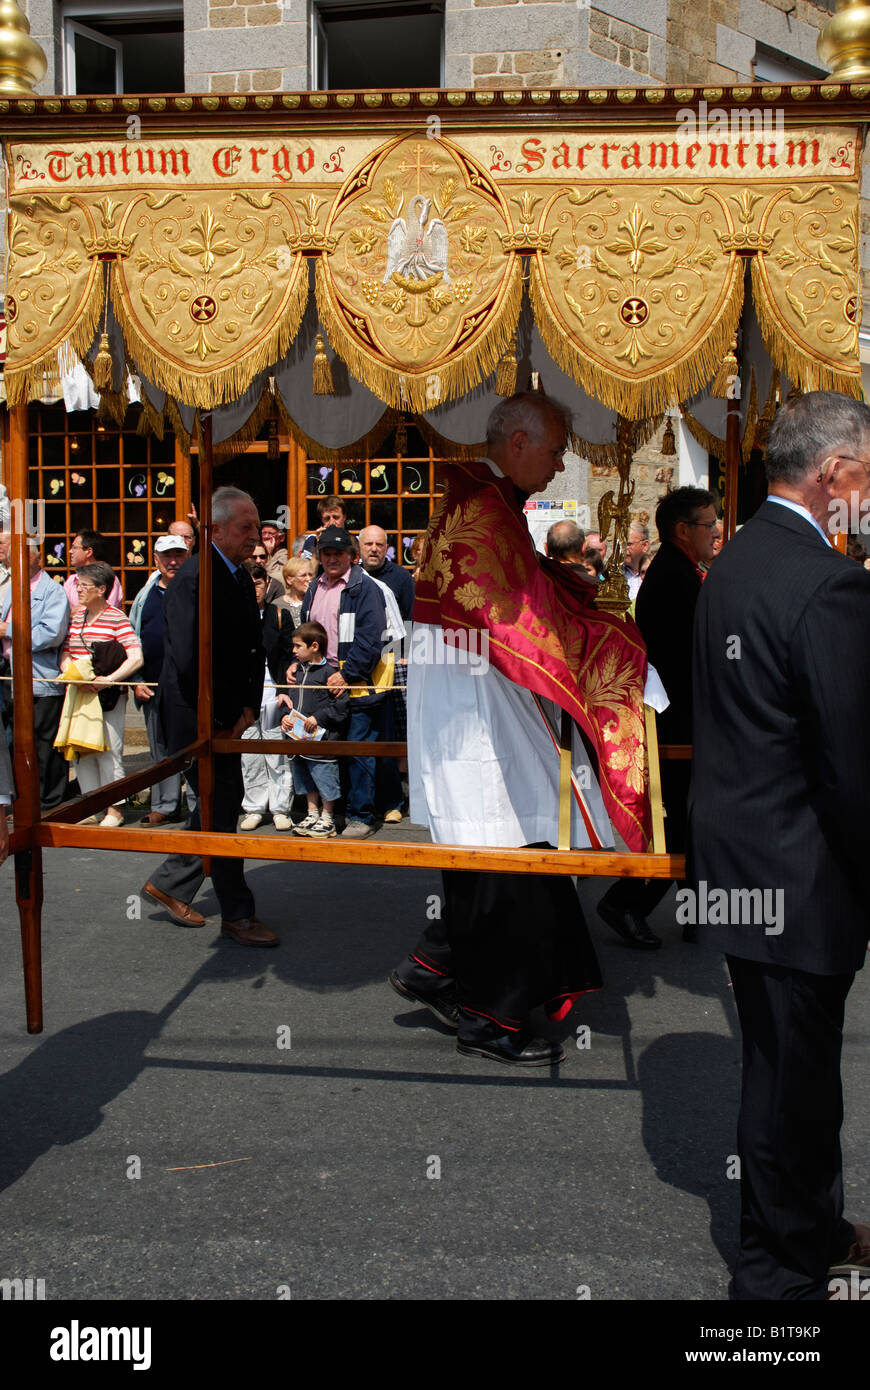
390, 393, 652, 1065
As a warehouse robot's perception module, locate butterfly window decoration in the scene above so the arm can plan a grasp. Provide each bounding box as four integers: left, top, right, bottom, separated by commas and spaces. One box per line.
70, 473, 86, 487
46, 542, 65, 567
315, 466, 332, 494
371, 464, 389, 494
49, 478, 64, 495
155, 471, 174, 496
128, 474, 146, 498
126, 539, 146, 566
340, 469, 362, 494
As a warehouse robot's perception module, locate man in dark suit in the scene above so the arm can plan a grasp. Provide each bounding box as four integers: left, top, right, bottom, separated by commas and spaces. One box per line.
690, 391, 870, 1299
143, 486, 277, 947
597, 485, 716, 948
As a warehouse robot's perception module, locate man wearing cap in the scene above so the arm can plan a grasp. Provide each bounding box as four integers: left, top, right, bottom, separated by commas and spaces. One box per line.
131, 534, 189, 825
300, 526, 391, 839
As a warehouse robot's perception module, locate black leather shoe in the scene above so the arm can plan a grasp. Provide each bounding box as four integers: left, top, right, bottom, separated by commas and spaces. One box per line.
457, 1034, 566, 1066
597, 899, 662, 950
388, 971, 459, 1030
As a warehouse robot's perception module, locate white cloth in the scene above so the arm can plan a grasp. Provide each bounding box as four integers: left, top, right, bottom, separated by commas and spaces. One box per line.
408, 627, 669, 848
363, 569, 406, 649
408, 623, 614, 849
241, 713, 292, 815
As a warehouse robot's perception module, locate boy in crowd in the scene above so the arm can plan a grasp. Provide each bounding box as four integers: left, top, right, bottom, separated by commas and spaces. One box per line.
279, 621, 348, 839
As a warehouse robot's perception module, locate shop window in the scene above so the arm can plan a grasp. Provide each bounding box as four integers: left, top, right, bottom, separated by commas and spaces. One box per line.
27, 402, 179, 609
304, 422, 445, 566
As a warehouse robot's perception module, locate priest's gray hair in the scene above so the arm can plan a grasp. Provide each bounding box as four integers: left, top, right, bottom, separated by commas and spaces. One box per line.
212, 486, 257, 525
486, 392, 573, 445
766, 392, 870, 486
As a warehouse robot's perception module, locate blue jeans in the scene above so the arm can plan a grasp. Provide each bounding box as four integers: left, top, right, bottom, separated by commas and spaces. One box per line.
345, 700, 403, 824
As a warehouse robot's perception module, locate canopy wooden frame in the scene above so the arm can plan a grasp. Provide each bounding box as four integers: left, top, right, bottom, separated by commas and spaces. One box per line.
2, 82, 865, 1030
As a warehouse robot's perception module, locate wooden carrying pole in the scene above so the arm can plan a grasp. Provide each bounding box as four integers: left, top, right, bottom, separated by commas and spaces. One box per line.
9, 403, 44, 1033
197, 415, 214, 873
723, 393, 741, 542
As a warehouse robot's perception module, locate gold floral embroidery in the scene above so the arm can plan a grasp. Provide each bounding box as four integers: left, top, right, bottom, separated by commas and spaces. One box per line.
455, 580, 487, 610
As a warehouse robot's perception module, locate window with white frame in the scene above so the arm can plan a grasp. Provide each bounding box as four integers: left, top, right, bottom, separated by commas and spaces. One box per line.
63, 1, 184, 95
752, 43, 827, 84
313, 1, 444, 91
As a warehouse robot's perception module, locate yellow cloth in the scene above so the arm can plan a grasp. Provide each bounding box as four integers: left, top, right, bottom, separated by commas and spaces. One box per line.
53, 657, 108, 762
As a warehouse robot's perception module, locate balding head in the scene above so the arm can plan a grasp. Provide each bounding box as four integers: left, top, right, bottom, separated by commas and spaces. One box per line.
359, 525, 388, 572
546, 520, 586, 563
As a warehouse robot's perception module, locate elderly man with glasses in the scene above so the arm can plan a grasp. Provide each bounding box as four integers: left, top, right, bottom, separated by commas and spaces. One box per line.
690, 391, 870, 1300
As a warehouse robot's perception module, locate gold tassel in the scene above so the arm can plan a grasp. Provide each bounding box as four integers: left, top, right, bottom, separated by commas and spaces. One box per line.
267, 418, 279, 461
313, 332, 335, 396
661, 417, 676, 455
93, 331, 114, 392
710, 337, 738, 399
495, 348, 517, 397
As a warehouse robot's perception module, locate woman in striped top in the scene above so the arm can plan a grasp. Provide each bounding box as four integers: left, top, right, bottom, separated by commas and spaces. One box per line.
61, 561, 143, 827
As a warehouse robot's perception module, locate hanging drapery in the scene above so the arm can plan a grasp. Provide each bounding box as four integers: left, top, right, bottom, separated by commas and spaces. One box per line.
2, 100, 863, 418
750, 176, 861, 393
314, 134, 523, 414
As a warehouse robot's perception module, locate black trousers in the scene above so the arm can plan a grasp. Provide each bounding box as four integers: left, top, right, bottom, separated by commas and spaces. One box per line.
398, 856, 601, 1035
33, 695, 68, 811
727, 955, 856, 1300
147, 755, 255, 922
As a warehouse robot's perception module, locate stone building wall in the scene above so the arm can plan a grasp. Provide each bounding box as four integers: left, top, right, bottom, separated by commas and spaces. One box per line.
19, 0, 838, 99
667, 0, 831, 85
185, 0, 308, 93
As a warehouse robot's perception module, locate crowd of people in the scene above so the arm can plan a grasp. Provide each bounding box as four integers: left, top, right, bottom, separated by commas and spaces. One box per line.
2, 388, 870, 1303
0, 495, 418, 841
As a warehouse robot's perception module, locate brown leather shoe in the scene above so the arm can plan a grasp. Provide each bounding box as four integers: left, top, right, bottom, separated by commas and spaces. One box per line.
830, 1221, 870, 1275
142, 881, 206, 928
142, 812, 171, 825
221, 917, 279, 947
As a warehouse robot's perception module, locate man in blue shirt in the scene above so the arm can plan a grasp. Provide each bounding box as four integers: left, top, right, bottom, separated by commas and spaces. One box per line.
0, 542, 70, 811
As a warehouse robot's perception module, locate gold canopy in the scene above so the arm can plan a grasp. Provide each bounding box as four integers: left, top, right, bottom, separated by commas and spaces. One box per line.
2, 89, 864, 416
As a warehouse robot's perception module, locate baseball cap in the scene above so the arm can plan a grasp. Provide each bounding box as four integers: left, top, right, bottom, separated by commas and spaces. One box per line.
155, 535, 189, 553
316, 526, 353, 552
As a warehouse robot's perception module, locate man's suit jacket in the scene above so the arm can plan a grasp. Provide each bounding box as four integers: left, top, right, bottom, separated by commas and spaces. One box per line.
156, 548, 265, 752
634, 538, 701, 744
689, 499, 870, 975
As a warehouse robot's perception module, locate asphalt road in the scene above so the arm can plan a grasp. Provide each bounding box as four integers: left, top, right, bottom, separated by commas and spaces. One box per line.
1, 825, 868, 1311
